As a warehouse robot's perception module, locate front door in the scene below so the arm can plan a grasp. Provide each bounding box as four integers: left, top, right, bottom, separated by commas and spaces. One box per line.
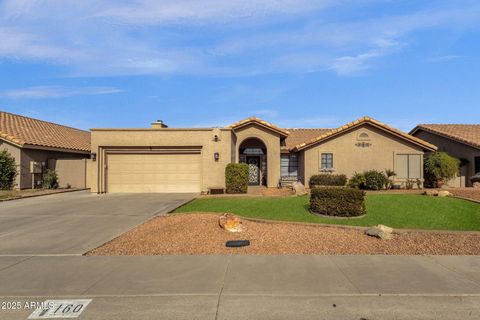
247, 156, 260, 185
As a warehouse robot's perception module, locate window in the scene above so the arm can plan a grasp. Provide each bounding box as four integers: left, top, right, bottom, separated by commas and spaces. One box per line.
321, 153, 333, 170
281, 154, 298, 177
396, 154, 421, 179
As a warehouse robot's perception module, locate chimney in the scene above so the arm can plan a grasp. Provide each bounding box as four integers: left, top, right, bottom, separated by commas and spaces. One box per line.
151, 119, 168, 129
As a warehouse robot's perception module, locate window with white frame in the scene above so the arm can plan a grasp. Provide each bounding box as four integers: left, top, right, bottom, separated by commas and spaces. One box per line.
320, 153, 333, 170
281, 154, 298, 177
396, 154, 421, 179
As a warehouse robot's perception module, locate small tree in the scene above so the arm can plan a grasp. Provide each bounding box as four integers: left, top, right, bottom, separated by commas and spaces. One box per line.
42, 169, 59, 189
424, 152, 460, 187
0, 150, 18, 190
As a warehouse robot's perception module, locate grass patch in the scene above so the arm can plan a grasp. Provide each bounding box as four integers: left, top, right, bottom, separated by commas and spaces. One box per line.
174, 194, 480, 231
0, 191, 15, 200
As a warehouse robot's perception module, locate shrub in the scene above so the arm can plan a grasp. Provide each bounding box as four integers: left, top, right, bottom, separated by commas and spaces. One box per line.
385, 169, 396, 189
424, 152, 460, 186
42, 169, 59, 189
347, 172, 366, 189
309, 174, 347, 187
0, 150, 18, 190
363, 170, 389, 190
310, 187, 366, 217
225, 163, 249, 194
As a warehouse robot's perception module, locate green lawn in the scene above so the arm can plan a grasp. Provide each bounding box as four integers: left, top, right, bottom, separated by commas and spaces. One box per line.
174, 194, 480, 231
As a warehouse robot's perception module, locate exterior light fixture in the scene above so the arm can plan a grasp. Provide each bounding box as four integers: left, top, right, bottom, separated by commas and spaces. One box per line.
91, 153, 97, 161
214, 152, 220, 161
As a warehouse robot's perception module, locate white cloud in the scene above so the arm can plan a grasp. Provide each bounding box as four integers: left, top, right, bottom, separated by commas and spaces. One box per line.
1, 86, 123, 99
94, 0, 334, 25
0, 0, 479, 76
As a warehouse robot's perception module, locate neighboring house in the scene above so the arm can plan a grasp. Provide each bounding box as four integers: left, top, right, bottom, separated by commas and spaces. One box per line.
410, 124, 480, 187
0, 111, 91, 189
90, 116, 436, 193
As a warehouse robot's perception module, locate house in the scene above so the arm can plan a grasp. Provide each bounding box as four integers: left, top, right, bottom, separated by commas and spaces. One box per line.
90, 116, 436, 193
410, 124, 480, 187
0, 111, 91, 189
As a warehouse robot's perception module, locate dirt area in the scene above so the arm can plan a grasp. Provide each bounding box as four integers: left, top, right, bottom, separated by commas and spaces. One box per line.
88, 213, 480, 256
0, 188, 83, 201
447, 188, 480, 202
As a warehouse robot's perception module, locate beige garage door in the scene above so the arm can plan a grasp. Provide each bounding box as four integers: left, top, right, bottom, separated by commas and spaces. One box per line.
107, 153, 201, 193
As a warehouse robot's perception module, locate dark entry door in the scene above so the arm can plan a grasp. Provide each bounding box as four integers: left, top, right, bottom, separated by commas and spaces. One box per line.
247, 156, 260, 185
475, 156, 480, 174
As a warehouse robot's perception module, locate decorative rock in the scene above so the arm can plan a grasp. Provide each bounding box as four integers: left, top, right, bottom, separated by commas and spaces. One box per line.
219, 213, 243, 233
423, 190, 439, 196
292, 181, 307, 196
437, 190, 452, 197
473, 182, 480, 189
365, 225, 394, 240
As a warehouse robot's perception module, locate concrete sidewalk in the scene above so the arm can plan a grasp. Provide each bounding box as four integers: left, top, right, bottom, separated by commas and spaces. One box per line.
0, 255, 479, 319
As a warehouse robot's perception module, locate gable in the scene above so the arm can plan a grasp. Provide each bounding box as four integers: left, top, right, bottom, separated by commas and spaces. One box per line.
293, 117, 436, 152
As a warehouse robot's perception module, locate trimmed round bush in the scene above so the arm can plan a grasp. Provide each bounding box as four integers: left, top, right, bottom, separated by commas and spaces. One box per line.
309, 174, 347, 187
225, 163, 249, 194
0, 150, 18, 190
309, 187, 366, 217
363, 170, 389, 190
424, 152, 460, 186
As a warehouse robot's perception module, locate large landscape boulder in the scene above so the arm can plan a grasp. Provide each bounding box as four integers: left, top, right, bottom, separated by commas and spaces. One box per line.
365, 224, 394, 240
292, 181, 307, 196
437, 190, 452, 197
423, 190, 439, 196
218, 213, 243, 233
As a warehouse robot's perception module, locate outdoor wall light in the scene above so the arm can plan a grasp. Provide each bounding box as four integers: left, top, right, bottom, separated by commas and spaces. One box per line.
214, 152, 220, 161
214, 134, 219, 142
91, 153, 97, 161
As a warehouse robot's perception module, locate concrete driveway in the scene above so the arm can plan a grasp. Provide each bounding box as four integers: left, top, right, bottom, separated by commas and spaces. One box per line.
0, 191, 195, 255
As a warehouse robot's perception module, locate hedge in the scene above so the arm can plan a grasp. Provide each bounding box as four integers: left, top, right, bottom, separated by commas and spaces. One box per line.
309, 187, 366, 217
225, 163, 249, 194
0, 150, 17, 190
309, 174, 347, 187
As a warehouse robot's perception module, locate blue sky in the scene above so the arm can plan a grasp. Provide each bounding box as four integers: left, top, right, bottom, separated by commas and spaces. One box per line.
0, 0, 479, 131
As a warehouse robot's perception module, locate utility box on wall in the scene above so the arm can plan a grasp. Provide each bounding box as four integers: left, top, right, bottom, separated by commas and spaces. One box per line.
30, 161, 43, 174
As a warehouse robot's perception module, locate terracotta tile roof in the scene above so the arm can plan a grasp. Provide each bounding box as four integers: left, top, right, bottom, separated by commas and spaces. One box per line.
283, 128, 331, 150
292, 116, 437, 152
0, 111, 91, 153
228, 117, 290, 137
411, 124, 480, 149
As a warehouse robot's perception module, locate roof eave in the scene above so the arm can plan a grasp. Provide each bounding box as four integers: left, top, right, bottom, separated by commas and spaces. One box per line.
410, 126, 480, 150
293, 120, 437, 152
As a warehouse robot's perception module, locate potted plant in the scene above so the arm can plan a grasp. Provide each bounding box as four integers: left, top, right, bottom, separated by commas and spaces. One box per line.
424, 152, 460, 188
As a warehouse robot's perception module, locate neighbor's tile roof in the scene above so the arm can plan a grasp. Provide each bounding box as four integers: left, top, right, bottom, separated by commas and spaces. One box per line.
292, 116, 437, 152
0, 111, 91, 153
411, 124, 480, 149
283, 128, 331, 150
228, 117, 290, 137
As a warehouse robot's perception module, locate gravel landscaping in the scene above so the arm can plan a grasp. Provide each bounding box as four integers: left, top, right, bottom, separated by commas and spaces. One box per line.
88, 213, 480, 256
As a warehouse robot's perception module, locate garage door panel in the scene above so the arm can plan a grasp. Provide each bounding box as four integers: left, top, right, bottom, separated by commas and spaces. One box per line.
107, 153, 201, 193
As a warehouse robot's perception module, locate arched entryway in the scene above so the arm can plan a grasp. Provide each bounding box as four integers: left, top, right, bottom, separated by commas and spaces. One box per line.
239, 138, 267, 186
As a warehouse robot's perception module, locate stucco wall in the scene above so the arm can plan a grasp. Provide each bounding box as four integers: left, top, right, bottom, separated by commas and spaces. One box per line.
21, 149, 87, 189
0, 140, 21, 189
413, 130, 479, 187
302, 124, 425, 186
233, 124, 281, 188
90, 128, 233, 193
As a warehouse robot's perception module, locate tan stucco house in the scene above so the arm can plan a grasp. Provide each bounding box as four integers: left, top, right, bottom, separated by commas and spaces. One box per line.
411, 124, 480, 187
0, 111, 91, 189
90, 116, 436, 193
